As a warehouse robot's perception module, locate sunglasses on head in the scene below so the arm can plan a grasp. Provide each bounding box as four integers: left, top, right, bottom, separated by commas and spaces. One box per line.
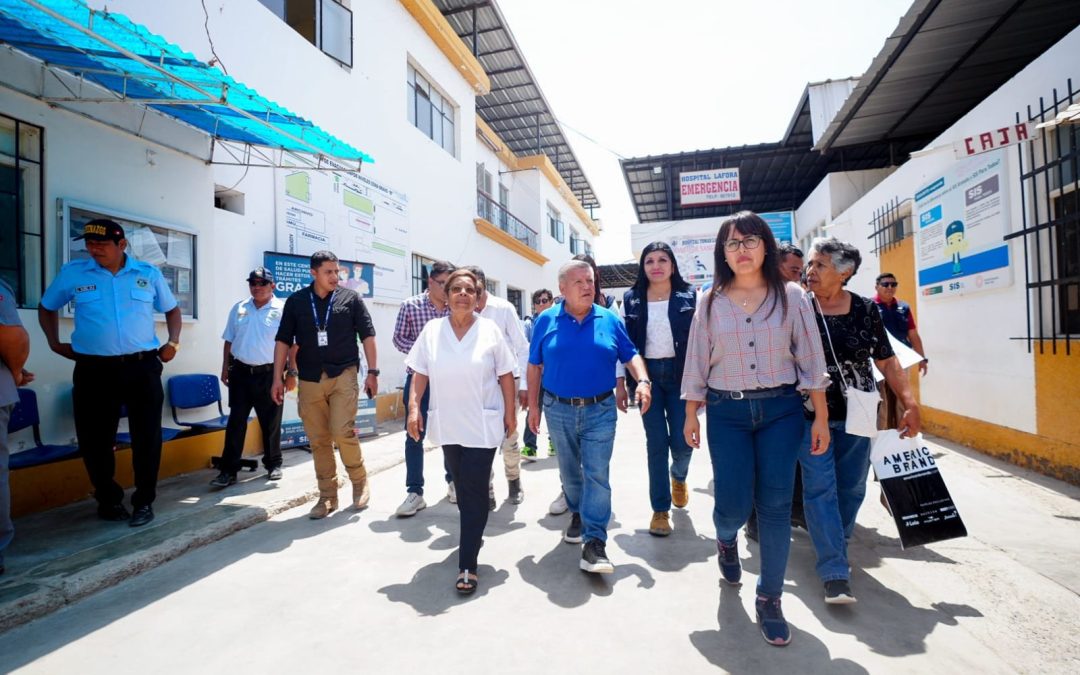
879, 281, 898, 288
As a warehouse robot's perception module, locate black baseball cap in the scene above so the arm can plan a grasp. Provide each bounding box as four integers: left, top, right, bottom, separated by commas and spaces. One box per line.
74, 218, 125, 242
246, 266, 274, 283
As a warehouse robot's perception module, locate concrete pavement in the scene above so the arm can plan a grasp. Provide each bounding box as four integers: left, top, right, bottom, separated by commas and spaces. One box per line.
0, 410, 1078, 674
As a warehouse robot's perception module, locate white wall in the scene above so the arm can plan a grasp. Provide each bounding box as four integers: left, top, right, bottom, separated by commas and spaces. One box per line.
799, 25, 1080, 434
0, 87, 214, 447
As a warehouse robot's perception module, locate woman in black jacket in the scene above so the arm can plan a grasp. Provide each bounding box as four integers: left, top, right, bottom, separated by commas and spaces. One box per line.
622, 242, 697, 536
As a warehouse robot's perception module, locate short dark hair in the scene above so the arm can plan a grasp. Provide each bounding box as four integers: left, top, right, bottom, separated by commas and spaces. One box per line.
430, 260, 456, 278
876, 272, 897, 284
463, 265, 486, 288
444, 268, 479, 296
310, 250, 338, 269
778, 243, 804, 259
532, 288, 553, 304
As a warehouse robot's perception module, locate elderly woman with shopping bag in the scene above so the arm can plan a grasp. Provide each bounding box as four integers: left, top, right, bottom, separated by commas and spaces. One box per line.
405, 268, 517, 595
800, 237, 921, 606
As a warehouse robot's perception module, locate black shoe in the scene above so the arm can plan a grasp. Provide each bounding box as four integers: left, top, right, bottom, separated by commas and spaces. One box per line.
508, 478, 523, 505
579, 538, 614, 574
267, 466, 283, 481
488, 483, 496, 511
563, 512, 582, 544
746, 514, 759, 542
97, 503, 131, 521
129, 505, 155, 528
718, 538, 742, 585
824, 579, 857, 605
791, 509, 808, 531
209, 471, 237, 489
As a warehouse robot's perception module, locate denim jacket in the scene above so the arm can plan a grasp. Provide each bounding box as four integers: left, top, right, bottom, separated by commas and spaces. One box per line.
622, 286, 697, 385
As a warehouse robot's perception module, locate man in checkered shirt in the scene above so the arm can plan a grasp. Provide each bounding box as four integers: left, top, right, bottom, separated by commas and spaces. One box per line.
392, 260, 455, 517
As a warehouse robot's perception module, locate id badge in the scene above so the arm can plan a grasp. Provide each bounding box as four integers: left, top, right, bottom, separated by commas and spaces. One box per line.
317, 330, 329, 347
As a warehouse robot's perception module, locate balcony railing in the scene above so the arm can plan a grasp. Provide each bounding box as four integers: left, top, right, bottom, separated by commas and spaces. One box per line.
477, 191, 539, 251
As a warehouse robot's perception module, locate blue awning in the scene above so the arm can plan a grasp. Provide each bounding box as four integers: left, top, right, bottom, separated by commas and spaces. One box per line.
0, 0, 374, 167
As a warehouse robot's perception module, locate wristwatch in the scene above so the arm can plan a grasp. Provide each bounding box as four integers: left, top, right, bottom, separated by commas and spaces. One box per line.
368, 368, 380, 376
637, 379, 652, 386
286, 368, 299, 377
167, 340, 181, 351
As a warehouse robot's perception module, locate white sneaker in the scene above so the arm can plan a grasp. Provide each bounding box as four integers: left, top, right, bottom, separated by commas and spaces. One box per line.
447, 481, 457, 504
395, 493, 427, 517
549, 490, 568, 515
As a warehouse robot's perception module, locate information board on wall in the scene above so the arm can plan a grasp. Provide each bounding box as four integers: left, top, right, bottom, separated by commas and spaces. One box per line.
275, 160, 409, 304
263, 251, 373, 299
914, 150, 1011, 299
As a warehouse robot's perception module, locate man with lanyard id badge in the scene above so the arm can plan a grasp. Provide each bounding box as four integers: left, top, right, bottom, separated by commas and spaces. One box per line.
273, 250, 379, 519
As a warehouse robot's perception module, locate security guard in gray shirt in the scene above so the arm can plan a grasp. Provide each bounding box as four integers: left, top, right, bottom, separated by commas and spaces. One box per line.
39, 219, 181, 528
210, 267, 292, 488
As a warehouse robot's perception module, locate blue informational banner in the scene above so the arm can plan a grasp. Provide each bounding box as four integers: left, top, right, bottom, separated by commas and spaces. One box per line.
263, 250, 374, 299
758, 211, 795, 244
263, 251, 378, 448
914, 151, 1011, 298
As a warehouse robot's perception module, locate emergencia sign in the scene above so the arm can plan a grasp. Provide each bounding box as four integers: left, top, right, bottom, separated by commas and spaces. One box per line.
679, 168, 741, 206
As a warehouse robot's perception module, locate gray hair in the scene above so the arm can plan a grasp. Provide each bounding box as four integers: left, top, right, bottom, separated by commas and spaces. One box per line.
810, 236, 862, 285
558, 259, 593, 283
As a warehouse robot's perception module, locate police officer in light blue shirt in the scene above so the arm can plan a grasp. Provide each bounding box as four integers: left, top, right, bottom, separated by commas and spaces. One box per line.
39, 219, 182, 528
209, 267, 291, 489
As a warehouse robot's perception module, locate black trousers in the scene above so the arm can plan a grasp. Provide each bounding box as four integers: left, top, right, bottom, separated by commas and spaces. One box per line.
73, 353, 164, 509
221, 366, 283, 474
443, 444, 496, 572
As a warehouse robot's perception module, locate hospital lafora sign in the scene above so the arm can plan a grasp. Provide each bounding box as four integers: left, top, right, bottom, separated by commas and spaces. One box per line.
679, 168, 741, 207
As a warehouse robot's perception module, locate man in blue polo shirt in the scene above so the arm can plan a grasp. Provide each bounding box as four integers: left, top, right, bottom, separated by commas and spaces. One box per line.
527, 260, 652, 574
39, 219, 181, 528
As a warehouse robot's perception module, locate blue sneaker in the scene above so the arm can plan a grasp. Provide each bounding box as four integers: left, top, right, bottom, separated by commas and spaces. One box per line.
717, 538, 742, 585
755, 595, 791, 646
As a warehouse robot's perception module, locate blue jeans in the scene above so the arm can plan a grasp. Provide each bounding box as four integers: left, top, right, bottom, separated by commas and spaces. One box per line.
641, 358, 692, 512
403, 372, 451, 496
705, 387, 803, 599
0, 405, 13, 567
798, 419, 872, 582
544, 391, 617, 543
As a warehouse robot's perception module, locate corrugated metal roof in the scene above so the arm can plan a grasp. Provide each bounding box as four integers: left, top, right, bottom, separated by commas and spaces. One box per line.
816, 0, 1080, 152
432, 0, 599, 209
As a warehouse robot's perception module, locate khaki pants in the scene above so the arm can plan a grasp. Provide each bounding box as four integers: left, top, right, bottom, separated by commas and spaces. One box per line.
501, 429, 521, 481
298, 367, 367, 497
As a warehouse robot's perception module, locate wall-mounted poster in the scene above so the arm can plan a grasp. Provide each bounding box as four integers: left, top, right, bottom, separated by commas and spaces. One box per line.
914, 150, 1011, 299
263, 251, 374, 299
274, 158, 409, 304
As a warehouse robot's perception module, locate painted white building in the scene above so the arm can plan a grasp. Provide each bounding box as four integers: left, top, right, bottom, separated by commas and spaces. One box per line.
623, 4, 1080, 484
0, 0, 599, 471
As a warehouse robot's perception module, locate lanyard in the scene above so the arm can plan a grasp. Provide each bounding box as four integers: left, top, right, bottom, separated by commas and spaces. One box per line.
309, 289, 336, 331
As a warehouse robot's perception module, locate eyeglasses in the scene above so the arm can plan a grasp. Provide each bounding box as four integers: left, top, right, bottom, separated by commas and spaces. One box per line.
724, 236, 762, 252
879, 281, 898, 288
428, 278, 447, 288
536, 297, 553, 304
249, 280, 271, 287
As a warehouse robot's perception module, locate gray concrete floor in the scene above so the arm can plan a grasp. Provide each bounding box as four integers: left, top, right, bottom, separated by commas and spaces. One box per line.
0, 411, 1078, 674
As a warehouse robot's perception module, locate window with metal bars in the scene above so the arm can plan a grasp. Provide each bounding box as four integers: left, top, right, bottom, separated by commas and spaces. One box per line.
868, 196, 912, 255
411, 252, 437, 296
1006, 80, 1080, 352
0, 113, 44, 308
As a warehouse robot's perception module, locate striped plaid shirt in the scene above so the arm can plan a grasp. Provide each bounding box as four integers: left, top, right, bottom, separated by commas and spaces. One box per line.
393, 291, 449, 361
681, 283, 829, 400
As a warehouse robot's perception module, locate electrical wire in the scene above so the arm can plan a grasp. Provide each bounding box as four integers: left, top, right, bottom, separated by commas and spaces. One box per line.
201, 0, 228, 74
